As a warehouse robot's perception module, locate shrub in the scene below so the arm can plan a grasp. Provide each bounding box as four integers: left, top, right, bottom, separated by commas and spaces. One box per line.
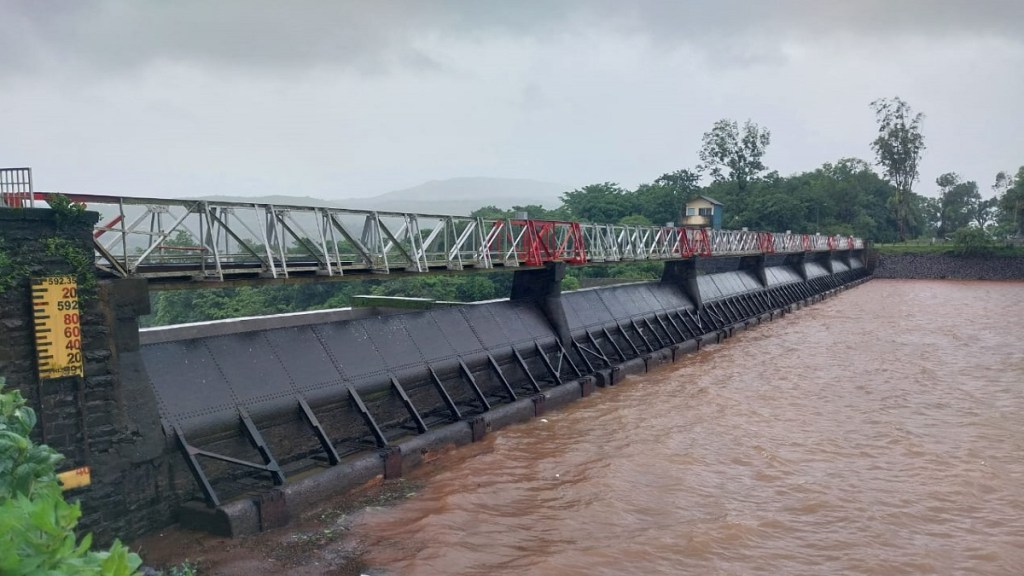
951, 227, 995, 256
0, 377, 143, 575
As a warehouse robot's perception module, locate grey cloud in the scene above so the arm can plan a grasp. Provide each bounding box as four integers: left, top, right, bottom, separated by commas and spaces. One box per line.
5, 0, 1022, 74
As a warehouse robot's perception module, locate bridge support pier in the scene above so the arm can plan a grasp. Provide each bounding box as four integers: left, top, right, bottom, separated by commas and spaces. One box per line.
813, 251, 834, 274
738, 254, 767, 287
510, 262, 572, 346
839, 248, 853, 269
784, 252, 808, 281
661, 259, 703, 310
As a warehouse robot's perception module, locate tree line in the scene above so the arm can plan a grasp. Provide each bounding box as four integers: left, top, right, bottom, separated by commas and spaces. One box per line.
147, 97, 1024, 326
477, 98, 1022, 245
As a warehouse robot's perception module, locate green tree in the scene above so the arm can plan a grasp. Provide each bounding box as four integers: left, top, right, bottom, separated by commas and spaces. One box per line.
918, 196, 942, 238
635, 169, 701, 225
996, 167, 1024, 236
935, 172, 981, 237
975, 197, 998, 232
697, 119, 772, 193
470, 204, 570, 221
869, 97, 926, 241
560, 182, 637, 223
617, 214, 653, 226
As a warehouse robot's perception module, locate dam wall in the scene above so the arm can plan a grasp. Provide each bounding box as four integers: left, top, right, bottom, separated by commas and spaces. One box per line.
138, 253, 869, 538
0, 209, 870, 542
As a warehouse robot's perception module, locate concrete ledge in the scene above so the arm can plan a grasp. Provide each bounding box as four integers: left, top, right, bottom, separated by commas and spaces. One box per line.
284, 451, 384, 514
397, 423, 474, 474
179, 497, 259, 538
545, 380, 584, 411
483, 397, 538, 430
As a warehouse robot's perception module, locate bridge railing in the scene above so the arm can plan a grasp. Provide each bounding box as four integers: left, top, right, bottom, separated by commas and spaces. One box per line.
0, 167, 34, 208
25, 193, 864, 281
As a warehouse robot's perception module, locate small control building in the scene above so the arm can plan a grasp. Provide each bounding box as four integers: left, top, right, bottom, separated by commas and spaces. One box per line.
682, 195, 723, 229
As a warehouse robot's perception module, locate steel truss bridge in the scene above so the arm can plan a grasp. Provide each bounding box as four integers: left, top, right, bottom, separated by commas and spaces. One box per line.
13, 192, 863, 285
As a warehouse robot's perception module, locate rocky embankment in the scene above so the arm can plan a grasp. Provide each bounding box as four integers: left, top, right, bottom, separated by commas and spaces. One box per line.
873, 253, 1024, 280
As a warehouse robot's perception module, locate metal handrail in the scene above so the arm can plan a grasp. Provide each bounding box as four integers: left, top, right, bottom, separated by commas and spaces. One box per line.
22, 192, 865, 282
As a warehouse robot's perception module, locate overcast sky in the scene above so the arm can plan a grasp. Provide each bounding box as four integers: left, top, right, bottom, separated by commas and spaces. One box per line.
4, 1, 1023, 202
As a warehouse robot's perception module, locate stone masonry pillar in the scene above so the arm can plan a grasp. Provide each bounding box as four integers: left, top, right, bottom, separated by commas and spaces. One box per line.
0, 207, 168, 543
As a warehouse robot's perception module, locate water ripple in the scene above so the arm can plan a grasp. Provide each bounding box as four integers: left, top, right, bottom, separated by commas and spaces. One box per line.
352, 280, 1024, 575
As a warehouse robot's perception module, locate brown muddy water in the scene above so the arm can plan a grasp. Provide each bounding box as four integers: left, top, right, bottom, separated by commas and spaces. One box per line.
138, 279, 1024, 575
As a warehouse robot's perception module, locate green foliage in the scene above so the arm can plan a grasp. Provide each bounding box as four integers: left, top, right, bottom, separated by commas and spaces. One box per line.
366, 273, 509, 303
995, 167, 1024, 236
935, 172, 981, 236
869, 97, 926, 241
46, 194, 90, 233
0, 193, 98, 297
704, 158, 901, 241
0, 239, 30, 296
697, 119, 771, 192
0, 378, 143, 576
951, 227, 995, 256
617, 214, 653, 226
470, 204, 570, 220
162, 561, 199, 576
147, 272, 518, 326
637, 169, 701, 225
44, 237, 98, 297
560, 182, 637, 223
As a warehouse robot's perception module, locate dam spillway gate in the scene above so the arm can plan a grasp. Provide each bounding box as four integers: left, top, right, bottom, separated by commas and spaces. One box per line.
139, 252, 869, 535
0, 203, 871, 541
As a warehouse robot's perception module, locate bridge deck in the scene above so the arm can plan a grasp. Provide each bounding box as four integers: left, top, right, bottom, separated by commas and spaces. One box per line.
18, 192, 863, 285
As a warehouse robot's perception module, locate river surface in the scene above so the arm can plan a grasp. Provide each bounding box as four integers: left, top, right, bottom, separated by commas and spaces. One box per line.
347, 279, 1024, 575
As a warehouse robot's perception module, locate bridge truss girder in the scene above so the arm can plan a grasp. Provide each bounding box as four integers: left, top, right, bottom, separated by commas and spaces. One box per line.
31, 193, 863, 284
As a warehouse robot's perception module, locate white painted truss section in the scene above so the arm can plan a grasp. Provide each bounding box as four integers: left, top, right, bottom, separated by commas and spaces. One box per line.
32, 193, 864, 282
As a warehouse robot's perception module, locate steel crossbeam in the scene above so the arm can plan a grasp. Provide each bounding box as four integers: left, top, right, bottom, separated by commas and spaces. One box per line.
24, 193, 864, 283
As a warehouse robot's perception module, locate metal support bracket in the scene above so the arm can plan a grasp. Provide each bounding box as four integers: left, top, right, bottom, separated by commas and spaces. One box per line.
512, 348, 543, 393
459, 359, 491, 412
347, 385, 388, 447
297, 396, 340, 466
428, 366, 462, 422
390, 376, 428, 434
487, 354, 518, 402
534, 341, 563, 386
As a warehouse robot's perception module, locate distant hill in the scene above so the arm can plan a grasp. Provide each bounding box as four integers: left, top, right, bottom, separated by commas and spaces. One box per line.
343, 177, 569, 214
194, 177, 570, 216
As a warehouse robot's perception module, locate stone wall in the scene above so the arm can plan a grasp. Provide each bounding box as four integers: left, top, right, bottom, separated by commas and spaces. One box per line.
873, 253, 1024, 280
0, 208, 170, 543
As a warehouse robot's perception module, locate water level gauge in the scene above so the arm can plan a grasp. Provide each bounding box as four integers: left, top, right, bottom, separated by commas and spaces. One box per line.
32, 275, 84, 379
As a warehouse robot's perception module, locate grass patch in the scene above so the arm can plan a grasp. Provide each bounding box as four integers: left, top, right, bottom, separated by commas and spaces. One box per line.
874, 242, 1024, 256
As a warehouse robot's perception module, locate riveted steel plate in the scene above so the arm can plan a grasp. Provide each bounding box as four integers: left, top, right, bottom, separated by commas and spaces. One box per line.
430, 307, 483, 354
314, 321, 386, 381
402, 313, 457, 361
142, 340, 236, 423
491, 301, 539, 344
203, 333, 293, 407
366, 315, 424, 371
563, 290, 612, 330
263, 327, 342, 393
459, 304, 508, 349
510, 302, 554, 340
